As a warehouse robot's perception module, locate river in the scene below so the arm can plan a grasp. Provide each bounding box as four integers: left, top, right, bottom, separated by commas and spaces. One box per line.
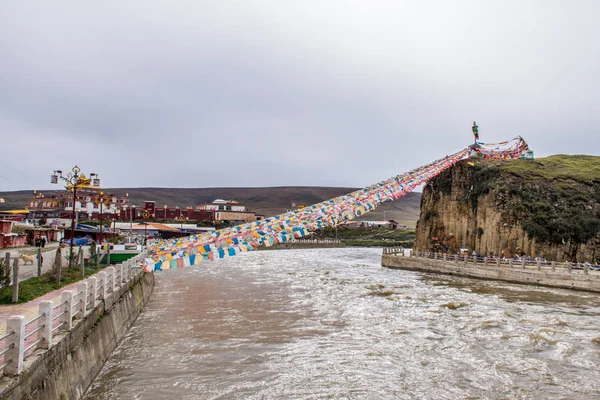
85, 248, 600, 399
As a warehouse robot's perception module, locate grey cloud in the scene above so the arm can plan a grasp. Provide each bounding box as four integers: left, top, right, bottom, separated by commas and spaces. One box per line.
1, 0, 599, 192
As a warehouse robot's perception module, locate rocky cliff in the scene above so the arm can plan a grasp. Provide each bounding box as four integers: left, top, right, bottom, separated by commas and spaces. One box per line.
414, 155, 600, 262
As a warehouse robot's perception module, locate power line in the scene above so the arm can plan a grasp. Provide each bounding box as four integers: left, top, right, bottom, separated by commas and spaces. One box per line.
0, 174, 20, 184
0, 159, 43, 185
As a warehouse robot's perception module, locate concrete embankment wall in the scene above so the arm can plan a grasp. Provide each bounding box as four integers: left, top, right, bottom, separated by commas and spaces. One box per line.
381, 255, 600, 293
0, 272, 155, 400
266, 243, 343, 250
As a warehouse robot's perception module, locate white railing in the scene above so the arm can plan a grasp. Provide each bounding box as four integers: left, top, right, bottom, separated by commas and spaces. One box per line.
383, 248, 599, 275
0, 251, 149, 377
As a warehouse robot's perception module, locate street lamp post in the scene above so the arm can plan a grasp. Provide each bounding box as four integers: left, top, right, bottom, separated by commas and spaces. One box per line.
92, 190, 112, 266
142, 208, 152, 248
99, 200, 103, 243
94, 191, 111, 244
177, 215, 187, 237
51, 166, 97, 281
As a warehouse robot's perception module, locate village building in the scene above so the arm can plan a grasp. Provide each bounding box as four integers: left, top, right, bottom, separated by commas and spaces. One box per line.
7, 194, 258, 234
341, 220, 406, 230
197, 199, 257, 222
143, 199, 258, 223
0, 220, 27, 248
26, 190, 125, 223
18, 226, 63, 246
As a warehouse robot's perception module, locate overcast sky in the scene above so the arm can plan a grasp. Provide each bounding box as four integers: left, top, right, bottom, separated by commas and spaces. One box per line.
1, 1, 598, 192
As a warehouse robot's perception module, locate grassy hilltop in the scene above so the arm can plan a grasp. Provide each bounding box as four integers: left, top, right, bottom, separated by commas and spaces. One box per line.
496, 154, 600, 184
467, 154, 600, 245
418, 154, 600, 261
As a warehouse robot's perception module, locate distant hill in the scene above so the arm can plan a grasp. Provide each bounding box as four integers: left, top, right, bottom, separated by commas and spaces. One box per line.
0, 186, 422, 225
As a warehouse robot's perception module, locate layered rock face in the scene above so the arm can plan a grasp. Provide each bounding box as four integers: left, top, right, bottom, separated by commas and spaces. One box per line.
414, 155, 600, 262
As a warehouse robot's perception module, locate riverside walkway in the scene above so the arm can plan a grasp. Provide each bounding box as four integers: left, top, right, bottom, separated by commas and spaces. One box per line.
0, 252, 147, 379
381, 248, 600, 293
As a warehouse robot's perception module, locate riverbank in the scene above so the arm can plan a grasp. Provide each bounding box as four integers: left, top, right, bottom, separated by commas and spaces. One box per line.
0, 254, 153, 400
381, 250, 600, 293
264, 239, 343, 250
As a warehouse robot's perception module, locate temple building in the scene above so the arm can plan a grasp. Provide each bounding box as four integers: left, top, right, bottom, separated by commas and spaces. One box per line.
26, 190, 127, 222
142, 199, 257, 223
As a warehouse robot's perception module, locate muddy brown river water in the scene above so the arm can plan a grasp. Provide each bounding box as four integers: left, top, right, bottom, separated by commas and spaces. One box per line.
84, 248, 600, 399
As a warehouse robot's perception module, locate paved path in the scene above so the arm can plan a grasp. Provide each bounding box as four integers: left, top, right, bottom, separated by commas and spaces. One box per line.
0, 281, 82, 336
0, 279, 86, 367
2, 244, 92, 283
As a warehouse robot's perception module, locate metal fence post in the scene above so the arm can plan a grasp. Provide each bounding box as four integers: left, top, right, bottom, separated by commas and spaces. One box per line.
4, 252, 10, 283
79, 246, 85, 277
38, 300, 53, 349
5, 316, 25, 376
55, 247, 62, 285
537, 259, 541, 271
77, 281, 88, 317
37, 248, 42, 277
107, 245, 111, 266
12, 258, 19, 303
61, 290, 74, 331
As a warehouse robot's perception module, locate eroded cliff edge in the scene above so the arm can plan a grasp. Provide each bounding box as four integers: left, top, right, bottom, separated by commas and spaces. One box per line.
414, 155, 600, 262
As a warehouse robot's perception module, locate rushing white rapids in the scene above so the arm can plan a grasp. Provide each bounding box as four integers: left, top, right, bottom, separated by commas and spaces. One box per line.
86, 248, 600, 399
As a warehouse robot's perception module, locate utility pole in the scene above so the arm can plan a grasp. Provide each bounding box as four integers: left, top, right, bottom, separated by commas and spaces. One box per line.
51, 166, 97, 273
